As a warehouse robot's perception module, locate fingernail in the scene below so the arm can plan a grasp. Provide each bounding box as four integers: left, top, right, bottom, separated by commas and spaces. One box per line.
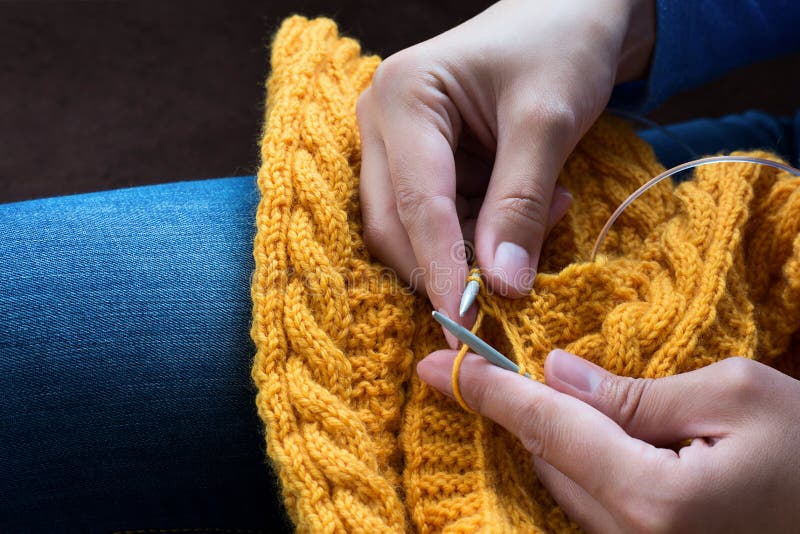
555, 186, 573, 204
416, 355, 454, 398
548, 349, 603, 394
437, 308, 459, 350
554, 188, 573, 212
493, 241, 533, 293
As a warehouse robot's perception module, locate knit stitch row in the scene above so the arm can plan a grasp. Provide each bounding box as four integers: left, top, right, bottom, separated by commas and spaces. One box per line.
251, 17, 800, 533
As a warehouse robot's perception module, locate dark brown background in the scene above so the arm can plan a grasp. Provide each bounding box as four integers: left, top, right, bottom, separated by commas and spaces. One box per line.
2, 0, 798, 204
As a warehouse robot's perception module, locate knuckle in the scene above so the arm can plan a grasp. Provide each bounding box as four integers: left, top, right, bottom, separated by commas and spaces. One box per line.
518, 428, 547, 460
393, 182, 423, 223
395, 187, 450, 230
718, 356, 761, 399
599, 376, 654, 431
494, 193, 549, 238
372, 49, 422, 96
540, 99, 580, 134
511, 97, 579, 137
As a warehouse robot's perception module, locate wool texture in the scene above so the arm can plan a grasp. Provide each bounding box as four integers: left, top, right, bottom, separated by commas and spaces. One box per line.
250, 16, 800, 533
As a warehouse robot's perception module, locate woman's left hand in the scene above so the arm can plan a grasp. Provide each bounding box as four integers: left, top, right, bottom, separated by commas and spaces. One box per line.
418, 350, 800, 533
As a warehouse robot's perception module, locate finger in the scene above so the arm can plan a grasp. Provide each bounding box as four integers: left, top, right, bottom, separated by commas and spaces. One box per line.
460, 185, 570, 250
417, 350, 676, 502
533, 458, 620, 534
544, 350, 765, 445
475, 105, 574, 297
375, 79, 475, 336
546, 185, 573, 235
357, 89, 421, 288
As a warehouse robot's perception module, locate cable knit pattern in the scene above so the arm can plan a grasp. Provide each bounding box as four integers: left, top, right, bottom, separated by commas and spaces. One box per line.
251, 17, 800, 533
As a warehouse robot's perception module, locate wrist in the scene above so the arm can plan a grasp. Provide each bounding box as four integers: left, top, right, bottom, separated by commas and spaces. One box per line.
616, 0, 656, 83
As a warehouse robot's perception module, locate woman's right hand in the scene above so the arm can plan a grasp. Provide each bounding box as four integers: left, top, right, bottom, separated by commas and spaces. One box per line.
357, 0, 655, 345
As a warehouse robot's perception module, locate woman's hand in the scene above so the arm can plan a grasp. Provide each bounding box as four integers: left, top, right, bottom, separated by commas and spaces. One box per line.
418, 350, 800, 532
357, 0, 655, 345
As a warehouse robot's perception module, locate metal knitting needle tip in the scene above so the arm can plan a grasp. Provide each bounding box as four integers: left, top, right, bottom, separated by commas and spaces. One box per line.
432, 311, 531, 378
459, 279, 480, 317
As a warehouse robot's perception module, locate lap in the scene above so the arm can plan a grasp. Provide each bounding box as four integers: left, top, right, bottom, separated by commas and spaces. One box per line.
0, 176, 288, 531
2, 109, 795, 530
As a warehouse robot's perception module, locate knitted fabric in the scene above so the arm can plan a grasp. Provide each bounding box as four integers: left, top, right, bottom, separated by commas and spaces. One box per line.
250, 16, 800, 533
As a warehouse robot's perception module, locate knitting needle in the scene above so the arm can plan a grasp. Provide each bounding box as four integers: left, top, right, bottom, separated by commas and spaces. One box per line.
432, 311, 531, 378
459, 278, 480, 317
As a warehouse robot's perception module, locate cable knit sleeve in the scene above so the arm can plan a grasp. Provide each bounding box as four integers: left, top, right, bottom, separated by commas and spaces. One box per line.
611, 0, 800, 112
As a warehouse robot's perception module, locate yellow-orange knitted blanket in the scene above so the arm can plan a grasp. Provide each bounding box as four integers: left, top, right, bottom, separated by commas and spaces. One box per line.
250, 17, 800, 533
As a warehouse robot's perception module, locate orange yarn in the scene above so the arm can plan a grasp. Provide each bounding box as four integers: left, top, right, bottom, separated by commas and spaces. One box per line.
250, 16, 800, 533
452, 341, 477, 414
466, 266, 483, 286
451, 309, 484, 415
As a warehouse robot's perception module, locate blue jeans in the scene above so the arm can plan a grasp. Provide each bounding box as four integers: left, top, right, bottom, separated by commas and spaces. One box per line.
1, 178, 288, 532
1, 111, 796, 532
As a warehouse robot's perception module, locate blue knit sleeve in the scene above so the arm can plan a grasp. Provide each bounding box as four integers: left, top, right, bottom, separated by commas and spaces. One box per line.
611, 0, 800, 111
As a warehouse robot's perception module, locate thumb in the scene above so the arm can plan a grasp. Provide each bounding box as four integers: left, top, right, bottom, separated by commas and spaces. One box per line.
475, 109, 575, 297
544, 349, 743, 446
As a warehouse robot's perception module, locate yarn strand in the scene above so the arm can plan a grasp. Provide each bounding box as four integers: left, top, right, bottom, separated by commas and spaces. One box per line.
251, 17, 800, 533
451, 309, 484, 414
